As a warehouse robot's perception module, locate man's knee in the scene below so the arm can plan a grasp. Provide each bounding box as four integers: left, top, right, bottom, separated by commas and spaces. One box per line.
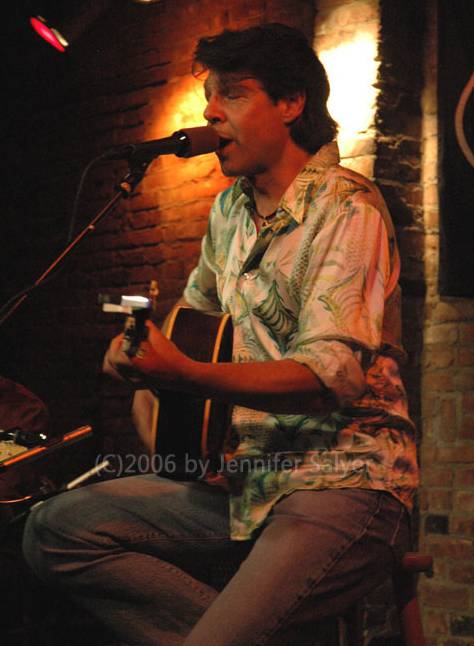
22, 488, 95, 583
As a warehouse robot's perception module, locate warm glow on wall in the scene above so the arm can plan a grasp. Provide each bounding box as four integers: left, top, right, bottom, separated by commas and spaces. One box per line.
318, 32, 379, 157
168, 79, 208, 132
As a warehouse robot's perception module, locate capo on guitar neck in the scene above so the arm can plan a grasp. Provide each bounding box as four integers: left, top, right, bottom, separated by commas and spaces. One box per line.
99, 280, 160, 357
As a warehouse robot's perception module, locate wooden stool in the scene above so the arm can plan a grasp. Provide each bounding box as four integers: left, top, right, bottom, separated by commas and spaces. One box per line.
339, 552, 434, 645
393, 552, 434, 646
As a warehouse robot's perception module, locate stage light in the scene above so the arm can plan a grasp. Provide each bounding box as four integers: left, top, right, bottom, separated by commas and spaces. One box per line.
29, 1, 112, 53
29, 1, 163, 53
30, 14, 67, 52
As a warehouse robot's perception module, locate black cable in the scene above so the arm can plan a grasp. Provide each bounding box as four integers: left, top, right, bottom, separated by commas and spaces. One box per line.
66, 153, 106, 243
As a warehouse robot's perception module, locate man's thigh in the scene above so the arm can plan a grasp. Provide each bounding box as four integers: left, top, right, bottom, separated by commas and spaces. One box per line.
185, 488, 411, 645
24, 474, 253, 587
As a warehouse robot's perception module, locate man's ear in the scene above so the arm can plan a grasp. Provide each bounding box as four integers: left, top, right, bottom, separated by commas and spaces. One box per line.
278, 91, 306, 124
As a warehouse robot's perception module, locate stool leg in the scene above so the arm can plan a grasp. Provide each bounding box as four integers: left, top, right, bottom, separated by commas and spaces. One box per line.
338, 603, 364, 646
393, 572, 425, 646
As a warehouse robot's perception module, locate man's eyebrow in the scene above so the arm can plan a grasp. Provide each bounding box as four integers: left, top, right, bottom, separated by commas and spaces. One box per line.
220, 80, 250, 94
220, 75, 256, 88
203, 75, 258, 96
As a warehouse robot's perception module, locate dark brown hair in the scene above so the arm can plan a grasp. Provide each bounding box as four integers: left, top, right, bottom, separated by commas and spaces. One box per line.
194, 23, 338, 154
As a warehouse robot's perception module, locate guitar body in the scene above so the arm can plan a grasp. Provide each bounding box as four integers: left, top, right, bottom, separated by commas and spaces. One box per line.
151, 306, 233, 479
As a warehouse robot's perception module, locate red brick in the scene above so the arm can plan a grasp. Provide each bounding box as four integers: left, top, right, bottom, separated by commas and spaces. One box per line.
424, 345, 455, 369
439, 398, 458, 442
424, 324, 458, 345
419, 436, 433, 461
156, 261, 186, 279
422, 393, 440, 417
128, 265, 161, 284
161, 220, 208, 242
95, 268, 131, 287
418, 488, 429, 512
462, 392, 474, 413
451, 517, 474, 538
179, 241, 202, 260
128, 211, 163, 230
427, 489, 453, 512
421, 467, 454, 488
455, 370, 474, 392
125, 229, 163, 249
455, 468, 474, 488
430, 558, 448, 579
459, 348, 474, 367
460, 323, 474, 344
423, 609, 449, 635
424, 536, 474, 560
450, 563, 474, 584
423, 372, 455, 392
460, 416, 474, 440
420, 442, 439, 464
454, 491, 474, 513
437, 446, 474, 464
432, 301, 467, 324
398, 228, 425, 260
421, 583, 470, 610
145, 246, 168, 265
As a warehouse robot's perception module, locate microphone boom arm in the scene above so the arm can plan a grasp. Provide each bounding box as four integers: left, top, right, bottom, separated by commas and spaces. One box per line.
0, 125, 218, 327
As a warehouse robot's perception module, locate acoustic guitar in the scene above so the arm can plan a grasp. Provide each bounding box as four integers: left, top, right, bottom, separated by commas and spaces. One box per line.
150, 305, 233, 479
104, 281, 234, 479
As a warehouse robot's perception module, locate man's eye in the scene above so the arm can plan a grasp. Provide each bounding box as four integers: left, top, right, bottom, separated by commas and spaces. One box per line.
222, 87, 244, 100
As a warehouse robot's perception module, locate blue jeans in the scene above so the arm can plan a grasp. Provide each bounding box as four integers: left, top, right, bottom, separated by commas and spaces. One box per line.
22, 475, 411, 645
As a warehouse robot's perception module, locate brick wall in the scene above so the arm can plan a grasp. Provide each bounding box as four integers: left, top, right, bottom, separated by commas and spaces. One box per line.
417, 2, 474, 644
316, 0, 474, 643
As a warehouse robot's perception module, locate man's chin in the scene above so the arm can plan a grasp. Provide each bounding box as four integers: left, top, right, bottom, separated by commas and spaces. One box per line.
216, 154, 266, 178
217, 158, 241, 177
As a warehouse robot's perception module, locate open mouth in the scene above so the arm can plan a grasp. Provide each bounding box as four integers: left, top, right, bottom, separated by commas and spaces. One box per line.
218, 137, 233, 151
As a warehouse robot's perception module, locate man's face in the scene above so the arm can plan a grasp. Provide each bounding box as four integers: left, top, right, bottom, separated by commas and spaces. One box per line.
203, 71, 293, 178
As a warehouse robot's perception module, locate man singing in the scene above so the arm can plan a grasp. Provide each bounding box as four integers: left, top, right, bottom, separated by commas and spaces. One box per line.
23, 23, 419, 645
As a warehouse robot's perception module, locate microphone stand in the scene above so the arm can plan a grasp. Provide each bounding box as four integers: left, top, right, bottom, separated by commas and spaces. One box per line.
0, 156, 152, 532
0, 156, 152, 328
1, 458, 114, 535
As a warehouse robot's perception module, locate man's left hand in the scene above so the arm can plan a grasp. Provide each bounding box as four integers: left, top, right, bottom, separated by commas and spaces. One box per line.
103, 321, 190, 390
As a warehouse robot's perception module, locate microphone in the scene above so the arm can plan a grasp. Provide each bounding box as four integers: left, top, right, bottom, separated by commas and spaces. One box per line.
100, 126, 219, 162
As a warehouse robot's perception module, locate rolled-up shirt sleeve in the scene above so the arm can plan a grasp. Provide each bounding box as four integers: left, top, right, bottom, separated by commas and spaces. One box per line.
285, 197, 393, 406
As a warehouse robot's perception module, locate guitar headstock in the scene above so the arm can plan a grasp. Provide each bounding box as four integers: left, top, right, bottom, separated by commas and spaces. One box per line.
100, 287, 158, 357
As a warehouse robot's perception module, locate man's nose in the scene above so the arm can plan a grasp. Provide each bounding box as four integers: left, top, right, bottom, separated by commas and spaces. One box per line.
203, 95, 224, 124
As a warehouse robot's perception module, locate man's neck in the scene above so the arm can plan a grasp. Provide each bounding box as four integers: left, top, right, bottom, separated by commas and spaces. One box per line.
249, 143, 312, 216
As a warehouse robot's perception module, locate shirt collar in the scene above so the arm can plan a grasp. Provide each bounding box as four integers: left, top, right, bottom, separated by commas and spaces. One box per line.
238, 141, 340, 225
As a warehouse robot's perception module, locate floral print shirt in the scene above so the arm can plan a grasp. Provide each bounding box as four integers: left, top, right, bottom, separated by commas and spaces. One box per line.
184, 142, 419, 540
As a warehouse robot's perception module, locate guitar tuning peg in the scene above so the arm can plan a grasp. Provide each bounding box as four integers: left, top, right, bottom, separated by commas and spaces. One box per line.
149, 280, 159, 311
